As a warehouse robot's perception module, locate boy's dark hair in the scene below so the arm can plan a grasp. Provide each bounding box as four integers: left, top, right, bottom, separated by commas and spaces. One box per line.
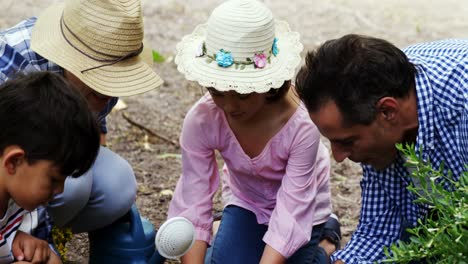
0, 72, 100, 177
295, 34, 416, 126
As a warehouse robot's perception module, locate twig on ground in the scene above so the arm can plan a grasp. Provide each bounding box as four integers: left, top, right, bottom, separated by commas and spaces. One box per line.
122, 112, 179, 147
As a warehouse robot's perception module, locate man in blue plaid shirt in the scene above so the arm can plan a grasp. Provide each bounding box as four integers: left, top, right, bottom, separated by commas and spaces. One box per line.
295, 34, 467, 263
0, 0, 163, 245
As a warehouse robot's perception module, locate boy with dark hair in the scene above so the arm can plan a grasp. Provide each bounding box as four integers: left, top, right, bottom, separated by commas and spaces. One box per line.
0, 72, 100, 263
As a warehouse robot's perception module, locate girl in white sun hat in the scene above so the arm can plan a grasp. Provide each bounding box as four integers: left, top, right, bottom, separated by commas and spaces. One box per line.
168, 0, 335, 263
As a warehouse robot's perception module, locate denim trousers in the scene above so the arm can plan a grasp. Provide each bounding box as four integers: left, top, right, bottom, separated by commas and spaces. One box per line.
205, 205, 329, 264
47, 146, 137, 233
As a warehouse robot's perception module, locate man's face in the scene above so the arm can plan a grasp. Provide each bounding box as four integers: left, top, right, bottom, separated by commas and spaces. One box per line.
310, 100, 403, 169
64, 71, 112, 113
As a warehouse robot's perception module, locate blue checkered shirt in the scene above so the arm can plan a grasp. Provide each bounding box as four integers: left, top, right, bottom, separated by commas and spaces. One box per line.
0, 17, 118, 133
332, 39, 468, 263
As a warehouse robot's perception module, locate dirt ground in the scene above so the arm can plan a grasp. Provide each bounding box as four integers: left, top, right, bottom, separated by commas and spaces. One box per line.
1, 0, 467, 263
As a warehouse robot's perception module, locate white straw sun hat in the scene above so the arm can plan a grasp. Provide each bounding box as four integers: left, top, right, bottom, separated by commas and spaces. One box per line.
31, 0, 163, 97
175, 0, 303, 94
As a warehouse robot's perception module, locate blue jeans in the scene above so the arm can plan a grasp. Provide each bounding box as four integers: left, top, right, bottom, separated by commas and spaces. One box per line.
47, 146, 137, 233
205, 205, 329, 264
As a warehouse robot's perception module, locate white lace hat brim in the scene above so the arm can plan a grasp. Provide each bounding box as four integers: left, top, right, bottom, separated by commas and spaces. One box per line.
175, 20, 303, 94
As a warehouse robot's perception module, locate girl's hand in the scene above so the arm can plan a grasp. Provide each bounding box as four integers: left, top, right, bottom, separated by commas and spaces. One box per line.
259, 245, 286, 264
181, 240, 207, 264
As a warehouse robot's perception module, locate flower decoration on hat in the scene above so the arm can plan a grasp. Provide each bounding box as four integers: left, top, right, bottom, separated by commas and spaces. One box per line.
253, 53, 267, 68
215, 49, 234, 67
272, 38, 279, 56
197, 38, 279, 70
195, 42, 205, 57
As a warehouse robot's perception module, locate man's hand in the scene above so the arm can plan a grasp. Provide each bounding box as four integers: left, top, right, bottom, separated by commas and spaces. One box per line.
12, 231, 62, 263
334, 260, 345, 264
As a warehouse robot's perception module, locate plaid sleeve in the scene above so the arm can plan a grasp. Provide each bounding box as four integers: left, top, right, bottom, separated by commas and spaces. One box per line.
459, 71, 468, 164
0, 18, 55, 82
331, 168, 403, 264
461, 105, 468, 164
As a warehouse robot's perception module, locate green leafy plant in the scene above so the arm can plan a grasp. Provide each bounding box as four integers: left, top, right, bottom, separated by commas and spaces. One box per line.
382, 143, 468, 263
152, 50, 165, 63
51, 226, 73, 261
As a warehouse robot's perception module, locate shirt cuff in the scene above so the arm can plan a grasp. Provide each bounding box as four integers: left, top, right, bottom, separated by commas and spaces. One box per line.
263, 230, 300, 258
331, 249, 360, 264
195, 227, 212, 244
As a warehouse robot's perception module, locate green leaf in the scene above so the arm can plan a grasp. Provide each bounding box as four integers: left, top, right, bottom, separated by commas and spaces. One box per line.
152, 50, 165, 63
383, 143, 468, 263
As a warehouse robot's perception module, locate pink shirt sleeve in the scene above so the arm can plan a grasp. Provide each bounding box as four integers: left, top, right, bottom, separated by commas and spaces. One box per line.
263, 122, 331, 257
167, 101, 220, 243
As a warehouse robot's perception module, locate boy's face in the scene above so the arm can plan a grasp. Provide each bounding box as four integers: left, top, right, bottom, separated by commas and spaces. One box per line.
2, 147, 65, 211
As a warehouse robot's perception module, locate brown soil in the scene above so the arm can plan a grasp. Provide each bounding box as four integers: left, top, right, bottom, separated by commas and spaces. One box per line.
1, 0, 467, 263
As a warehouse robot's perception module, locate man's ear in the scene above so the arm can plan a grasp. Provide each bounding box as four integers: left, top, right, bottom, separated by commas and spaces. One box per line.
2, 146, 26, 175
376, 97, 399, 122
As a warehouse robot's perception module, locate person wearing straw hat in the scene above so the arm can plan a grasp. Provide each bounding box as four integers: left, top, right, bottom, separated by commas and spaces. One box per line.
167, 0, 339, 263
0, 0, 163, 242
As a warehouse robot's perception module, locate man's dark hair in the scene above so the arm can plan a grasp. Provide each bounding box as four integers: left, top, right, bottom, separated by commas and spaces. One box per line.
295, 34, 416, 126
0, 72, 100, 177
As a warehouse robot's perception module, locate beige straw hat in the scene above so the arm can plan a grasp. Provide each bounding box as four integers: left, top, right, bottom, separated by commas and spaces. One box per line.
31, 0, 163, 97
175, 0, 303, 94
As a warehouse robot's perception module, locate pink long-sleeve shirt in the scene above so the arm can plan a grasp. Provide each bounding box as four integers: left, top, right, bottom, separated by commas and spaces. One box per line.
168, 94, 332, 257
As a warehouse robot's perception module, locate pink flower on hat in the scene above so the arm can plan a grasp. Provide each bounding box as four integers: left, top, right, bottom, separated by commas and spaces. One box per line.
253, 53, 267, 68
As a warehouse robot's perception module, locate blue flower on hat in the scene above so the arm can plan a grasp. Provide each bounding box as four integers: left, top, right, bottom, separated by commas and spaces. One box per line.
272, 38, 279, 56
216, 49, 234, 67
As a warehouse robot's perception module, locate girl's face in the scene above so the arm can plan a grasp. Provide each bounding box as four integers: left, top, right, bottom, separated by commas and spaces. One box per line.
207, 88, 268, 123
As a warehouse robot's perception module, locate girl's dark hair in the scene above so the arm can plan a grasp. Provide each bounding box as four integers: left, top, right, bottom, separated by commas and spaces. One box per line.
266, 80, 291, 102
296, 34, 415, 126
206, 80, 291, 102
0, 72, 100, 177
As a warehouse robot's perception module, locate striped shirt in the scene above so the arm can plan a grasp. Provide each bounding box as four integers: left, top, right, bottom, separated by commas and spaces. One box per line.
0, 200, 26, 263
332, 39, 468, 263
0, 17, 117, 133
